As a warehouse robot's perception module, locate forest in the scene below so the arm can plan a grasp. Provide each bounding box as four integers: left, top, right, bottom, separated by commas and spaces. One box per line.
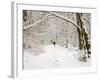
23, 10, 91, 69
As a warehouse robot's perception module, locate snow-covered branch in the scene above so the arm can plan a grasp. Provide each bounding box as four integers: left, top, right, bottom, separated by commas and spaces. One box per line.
23, 12, 81, 30
23, 14, 52, 30
50, 12, 80, 30
81, 17, 89, 24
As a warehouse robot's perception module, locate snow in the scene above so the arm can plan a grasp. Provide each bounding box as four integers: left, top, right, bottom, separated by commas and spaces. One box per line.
24, 45, 91, 69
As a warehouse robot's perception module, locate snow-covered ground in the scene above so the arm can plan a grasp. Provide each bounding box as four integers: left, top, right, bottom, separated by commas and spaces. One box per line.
24, 45, 91, 69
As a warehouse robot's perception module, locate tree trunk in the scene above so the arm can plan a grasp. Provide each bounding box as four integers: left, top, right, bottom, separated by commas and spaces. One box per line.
76, 13, 84, 50
76, 13, 90, 56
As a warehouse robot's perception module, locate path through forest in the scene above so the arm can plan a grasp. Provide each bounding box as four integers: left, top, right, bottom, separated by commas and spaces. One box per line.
24, 45, 91, 69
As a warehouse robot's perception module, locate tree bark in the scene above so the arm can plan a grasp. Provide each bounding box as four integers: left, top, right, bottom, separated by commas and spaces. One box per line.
76, 13, 89, 53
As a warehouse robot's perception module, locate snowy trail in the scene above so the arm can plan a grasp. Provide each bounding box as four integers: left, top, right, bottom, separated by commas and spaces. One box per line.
24, 45, 91, 69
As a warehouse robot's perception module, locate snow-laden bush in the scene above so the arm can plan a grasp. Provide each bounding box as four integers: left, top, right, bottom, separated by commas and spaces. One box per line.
78, 50, 89, 62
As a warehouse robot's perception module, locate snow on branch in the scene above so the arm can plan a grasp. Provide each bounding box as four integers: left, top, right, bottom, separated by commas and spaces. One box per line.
81, 17, 90, 34
23, 14, 52, 30
23, 12, 81, 30
50, 12, 80, 30
81, 17, 90, 24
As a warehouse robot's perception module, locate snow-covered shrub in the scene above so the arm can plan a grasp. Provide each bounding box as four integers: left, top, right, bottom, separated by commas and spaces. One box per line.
78, 50, 89, 62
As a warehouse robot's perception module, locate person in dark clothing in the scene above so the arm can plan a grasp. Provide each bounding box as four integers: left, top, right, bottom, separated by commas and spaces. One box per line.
53, 41, 56, 47
50, 40, 56, 47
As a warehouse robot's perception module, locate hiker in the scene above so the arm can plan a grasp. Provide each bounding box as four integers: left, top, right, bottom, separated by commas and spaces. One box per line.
53, 41, 56, 47
50, 40, 56, 47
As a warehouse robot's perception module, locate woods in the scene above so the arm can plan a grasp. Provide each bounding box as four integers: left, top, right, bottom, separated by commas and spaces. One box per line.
23, 10, 91, 69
